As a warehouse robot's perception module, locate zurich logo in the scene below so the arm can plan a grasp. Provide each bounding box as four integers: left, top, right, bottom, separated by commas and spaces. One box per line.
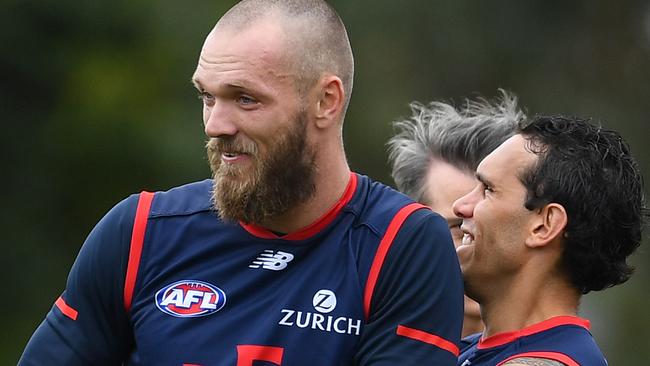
312, 289, 337, 313
155, 280, 226, 318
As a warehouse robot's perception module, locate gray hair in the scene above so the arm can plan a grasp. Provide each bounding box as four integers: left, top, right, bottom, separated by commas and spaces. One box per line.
387, 90, 525, 202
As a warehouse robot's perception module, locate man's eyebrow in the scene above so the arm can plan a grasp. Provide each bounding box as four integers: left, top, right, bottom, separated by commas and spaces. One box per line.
190, 78, 253, 92
476, 172, 494, 188
191, 78, 202, 90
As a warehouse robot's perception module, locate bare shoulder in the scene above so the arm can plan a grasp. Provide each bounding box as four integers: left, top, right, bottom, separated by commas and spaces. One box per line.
502, 357, 565, 366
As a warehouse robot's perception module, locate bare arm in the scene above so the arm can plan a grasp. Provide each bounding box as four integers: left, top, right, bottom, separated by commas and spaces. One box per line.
502, 357, 565, 366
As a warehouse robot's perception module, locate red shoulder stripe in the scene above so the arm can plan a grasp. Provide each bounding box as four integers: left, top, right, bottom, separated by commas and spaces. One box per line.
396, 325, 459, 356
496, 351, 580, 366
55, 296, 78, 321
363, 202, 427, 320
123, 191, 154, 312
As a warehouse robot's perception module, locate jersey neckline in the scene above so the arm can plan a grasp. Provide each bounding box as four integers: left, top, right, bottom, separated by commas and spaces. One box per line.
477, 315, 591, 350
239, 172, 358, 241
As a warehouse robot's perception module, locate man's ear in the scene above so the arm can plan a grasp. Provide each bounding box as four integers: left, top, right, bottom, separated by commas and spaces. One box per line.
525, 203, 568, 248
314, 75, 344, 129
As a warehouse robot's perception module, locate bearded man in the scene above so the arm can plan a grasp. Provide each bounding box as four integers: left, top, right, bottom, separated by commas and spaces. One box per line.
20, 1, 463, 365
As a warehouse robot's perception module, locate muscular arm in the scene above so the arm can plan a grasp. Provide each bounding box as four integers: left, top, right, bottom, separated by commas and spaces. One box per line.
503, 357, 566, 366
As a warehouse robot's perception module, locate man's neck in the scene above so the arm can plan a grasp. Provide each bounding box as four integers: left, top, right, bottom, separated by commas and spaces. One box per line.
479, 270, 580, 338
261, 164, 351, 234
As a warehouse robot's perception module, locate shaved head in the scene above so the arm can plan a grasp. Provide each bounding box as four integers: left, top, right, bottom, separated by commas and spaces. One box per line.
214, 0, 354, 114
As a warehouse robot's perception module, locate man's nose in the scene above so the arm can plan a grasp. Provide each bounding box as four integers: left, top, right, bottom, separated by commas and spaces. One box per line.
204, 103, 238, 138
453, 188, 478, 219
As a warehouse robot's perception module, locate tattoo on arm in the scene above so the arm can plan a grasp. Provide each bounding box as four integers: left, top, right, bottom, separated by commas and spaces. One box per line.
502, 357, 565, 366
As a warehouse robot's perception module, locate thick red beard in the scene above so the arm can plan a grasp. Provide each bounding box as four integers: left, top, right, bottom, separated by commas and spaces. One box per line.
206, 112, 316, 225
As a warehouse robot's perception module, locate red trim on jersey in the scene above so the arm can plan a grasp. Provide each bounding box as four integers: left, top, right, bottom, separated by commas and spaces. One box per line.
55, 296, 78, 321
478, 316, 591, 349
496, 351, 580, 366
123, 191, 155, 312
396, 325, 459, 356
363, 202, 427, 319
240, 172, 357, 241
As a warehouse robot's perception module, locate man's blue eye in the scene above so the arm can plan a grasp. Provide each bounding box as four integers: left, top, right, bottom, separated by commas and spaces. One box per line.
198, 92, 214, 105
238, 95, 256, 104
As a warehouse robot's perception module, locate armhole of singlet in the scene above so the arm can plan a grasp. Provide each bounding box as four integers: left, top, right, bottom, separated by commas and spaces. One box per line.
123, 191, 155, 312
362, 202, 427, 320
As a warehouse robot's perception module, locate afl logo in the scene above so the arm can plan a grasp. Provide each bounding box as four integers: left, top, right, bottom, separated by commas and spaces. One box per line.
155, 280, 226, 318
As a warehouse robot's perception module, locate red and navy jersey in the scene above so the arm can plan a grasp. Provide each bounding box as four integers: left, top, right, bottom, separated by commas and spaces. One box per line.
457, 316, 607, 366
20, 173, 463, 366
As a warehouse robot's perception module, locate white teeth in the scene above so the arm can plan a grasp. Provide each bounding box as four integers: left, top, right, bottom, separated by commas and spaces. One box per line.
461, 233, 472, 246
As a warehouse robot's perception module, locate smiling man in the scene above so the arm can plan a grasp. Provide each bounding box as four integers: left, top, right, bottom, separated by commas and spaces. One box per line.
20, 1, 463, 365
453, 115, 647, 366
387, 91, 522, 337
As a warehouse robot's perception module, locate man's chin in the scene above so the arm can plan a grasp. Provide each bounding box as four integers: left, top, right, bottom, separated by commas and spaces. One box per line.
214, 174, 241, 185
215, 164, 246, 178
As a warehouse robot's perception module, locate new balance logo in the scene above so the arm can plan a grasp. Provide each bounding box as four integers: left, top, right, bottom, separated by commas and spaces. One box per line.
460, 360, 471, 366
249, 250, 294, 271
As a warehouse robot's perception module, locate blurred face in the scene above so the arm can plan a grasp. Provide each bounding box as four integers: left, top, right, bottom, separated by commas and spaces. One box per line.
452, 135, 538, 301
423, 159, 481, 325
193, 19, 316, 224
423, 160, 476, 247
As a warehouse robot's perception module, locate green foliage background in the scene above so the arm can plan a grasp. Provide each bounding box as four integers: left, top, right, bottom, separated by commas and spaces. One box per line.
2, 0, 648, 364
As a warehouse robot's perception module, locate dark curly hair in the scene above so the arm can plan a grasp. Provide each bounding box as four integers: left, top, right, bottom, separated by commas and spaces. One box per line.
518, 115, 647, 294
